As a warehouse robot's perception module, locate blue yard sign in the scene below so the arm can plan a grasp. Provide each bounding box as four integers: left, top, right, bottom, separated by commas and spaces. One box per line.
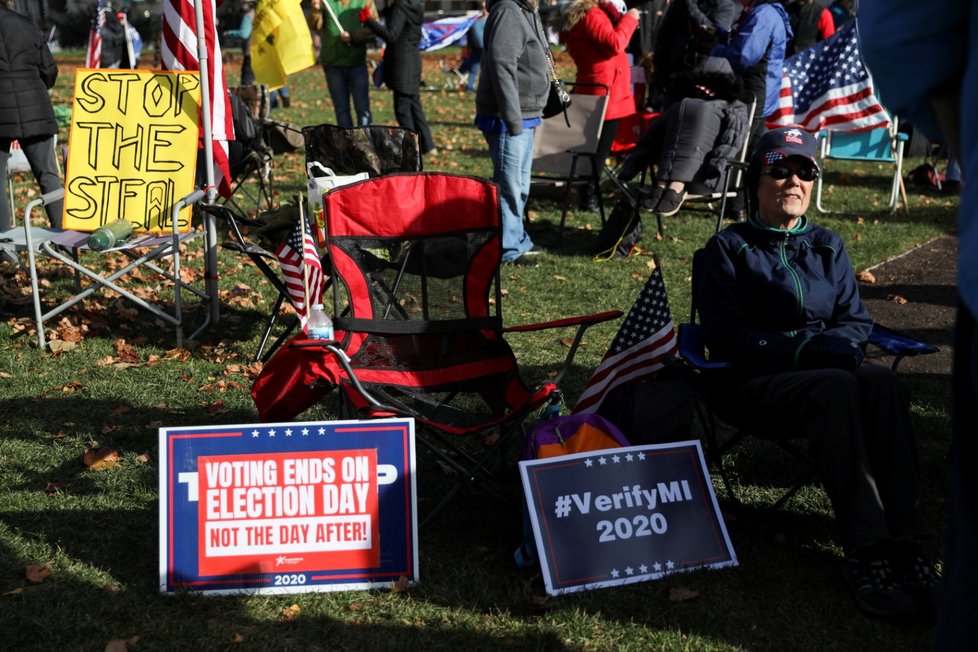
159, 418, 417, 595
520, 440, 736, 596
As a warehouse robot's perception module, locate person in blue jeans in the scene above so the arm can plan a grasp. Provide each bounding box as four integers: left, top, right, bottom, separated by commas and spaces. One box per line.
475, 0, 549, 266
310, 0, 373, 127
459, 3, 488, 93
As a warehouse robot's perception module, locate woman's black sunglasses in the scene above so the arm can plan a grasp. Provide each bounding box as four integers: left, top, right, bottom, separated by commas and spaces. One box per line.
764, 165, 819, 181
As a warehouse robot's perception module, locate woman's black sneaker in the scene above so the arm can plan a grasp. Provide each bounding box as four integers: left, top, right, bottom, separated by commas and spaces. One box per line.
655, 189, 687, 217
844, 553, 916, 618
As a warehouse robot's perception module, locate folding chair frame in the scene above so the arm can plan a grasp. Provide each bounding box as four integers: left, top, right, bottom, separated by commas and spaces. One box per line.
815, 117, 909, 214
200, 203, 300, 362
22, 188, 211, 350
530, 82, 610, 242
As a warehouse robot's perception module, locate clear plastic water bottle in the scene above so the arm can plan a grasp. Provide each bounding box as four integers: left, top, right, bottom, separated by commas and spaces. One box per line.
87, 219, 133, 251
306, 303, 334, 340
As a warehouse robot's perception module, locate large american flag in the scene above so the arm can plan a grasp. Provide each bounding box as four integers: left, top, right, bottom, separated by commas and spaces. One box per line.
573, 265, 679, 415
85, 0, 107, 68
161, 0, 234, 198
766, 22, 889, 133
275, 213, 324, 332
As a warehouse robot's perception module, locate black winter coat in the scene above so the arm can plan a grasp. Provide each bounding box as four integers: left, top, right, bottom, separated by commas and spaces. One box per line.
0, 5, 59, 140
365, 0, 423, 95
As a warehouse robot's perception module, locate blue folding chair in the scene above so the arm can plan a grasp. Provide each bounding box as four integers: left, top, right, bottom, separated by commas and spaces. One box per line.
815, 116, 909, 214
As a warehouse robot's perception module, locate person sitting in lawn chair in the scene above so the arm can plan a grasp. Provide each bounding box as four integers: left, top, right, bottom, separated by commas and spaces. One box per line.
697, 127, 940, 619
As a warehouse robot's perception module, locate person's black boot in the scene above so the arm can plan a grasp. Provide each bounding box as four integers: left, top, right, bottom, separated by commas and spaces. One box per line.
578, 185, 600, 212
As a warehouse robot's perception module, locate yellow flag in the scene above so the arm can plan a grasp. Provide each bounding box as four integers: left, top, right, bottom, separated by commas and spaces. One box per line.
252, 0, 316, 88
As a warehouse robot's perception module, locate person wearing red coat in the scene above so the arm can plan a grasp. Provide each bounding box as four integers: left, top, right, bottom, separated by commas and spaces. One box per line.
551, 0, 639, 210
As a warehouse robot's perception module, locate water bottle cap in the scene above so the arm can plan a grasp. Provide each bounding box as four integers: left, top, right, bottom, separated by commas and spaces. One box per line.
312, 303, 324, 310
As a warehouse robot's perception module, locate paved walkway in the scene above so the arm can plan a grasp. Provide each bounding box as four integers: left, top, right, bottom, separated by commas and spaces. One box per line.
861, 234, 957, 376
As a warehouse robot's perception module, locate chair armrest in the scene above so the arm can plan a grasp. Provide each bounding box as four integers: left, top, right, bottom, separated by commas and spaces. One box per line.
502, 310, 622, 333
868, 323, 938, 356
678, 323, 731, 371
868, 323, 938, 371
504, 310, 623, 385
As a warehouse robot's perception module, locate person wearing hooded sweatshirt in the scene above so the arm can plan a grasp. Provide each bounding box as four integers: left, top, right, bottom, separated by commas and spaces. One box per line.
475, 0, 550, 266
0, 0, 63, 234
361, 0, 435, 154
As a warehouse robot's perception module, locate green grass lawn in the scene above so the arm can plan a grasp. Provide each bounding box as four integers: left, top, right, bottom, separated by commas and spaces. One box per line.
0, 50, 961, 651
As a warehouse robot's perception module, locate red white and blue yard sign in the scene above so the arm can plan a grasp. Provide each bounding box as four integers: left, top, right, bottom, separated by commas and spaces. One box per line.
520, 440, 736, 596
159, 418, 417, 595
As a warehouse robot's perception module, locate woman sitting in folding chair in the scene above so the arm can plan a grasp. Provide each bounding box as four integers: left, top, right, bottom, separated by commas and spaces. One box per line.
592, 57, 748, 258
618, 56, 748, 216
697, 127, 939, 619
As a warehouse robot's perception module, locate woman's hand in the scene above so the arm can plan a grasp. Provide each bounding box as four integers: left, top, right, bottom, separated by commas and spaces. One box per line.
340, 30, 351, 42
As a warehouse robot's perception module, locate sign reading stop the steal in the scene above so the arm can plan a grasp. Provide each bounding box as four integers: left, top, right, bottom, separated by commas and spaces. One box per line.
159, 418, 417, 595
520, 440, 736, 596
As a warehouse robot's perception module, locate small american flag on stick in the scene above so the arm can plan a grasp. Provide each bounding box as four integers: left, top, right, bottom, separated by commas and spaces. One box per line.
275, 210, 324, 332
767, 22, 889, 133
573, 262, 679, 415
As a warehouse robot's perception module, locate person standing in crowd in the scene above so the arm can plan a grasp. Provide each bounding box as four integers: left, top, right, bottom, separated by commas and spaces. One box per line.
711, 0, 790, 148
0, 0, 63, 236
785, 0, 834, 55
827, 0, 854, 30
311, 0, 374, 127
551, 0, 640, 212
650, 0, 737, 111
99, 9, 129, 69
224, 0, 256, 86
361, 0, 436, 153
860, 0, 975, 646
459, 2, 488, 94
709, 0, 790, 217
475, 0, 549, 266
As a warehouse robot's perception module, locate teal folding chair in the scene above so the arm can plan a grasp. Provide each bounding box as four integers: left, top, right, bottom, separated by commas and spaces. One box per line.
815, 116, 909, 214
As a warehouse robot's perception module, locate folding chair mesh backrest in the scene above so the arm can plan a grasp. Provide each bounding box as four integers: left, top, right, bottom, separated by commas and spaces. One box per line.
321, 173, 548, 434
300, 172, 621, 523
302, 124, 423, 177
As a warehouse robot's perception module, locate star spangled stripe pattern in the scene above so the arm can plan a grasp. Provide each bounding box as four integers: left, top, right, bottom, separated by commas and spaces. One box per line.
85, 0, 106, 68
766, 22, 889, 133
161, 0, 234, 198
275, 217, 323, 331
573, 266, 678, 415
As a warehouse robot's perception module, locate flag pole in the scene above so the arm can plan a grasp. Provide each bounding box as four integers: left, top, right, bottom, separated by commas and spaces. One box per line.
321, 0, 346, 34
192, 0, 220, 326
299, 200, 312, 309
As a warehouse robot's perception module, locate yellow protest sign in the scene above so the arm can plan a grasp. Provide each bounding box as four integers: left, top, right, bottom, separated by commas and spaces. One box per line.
252, 0, 316, 89
64, 70, 201, 234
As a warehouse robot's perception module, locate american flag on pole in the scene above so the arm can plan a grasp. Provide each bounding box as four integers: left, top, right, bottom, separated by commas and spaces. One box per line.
85, 0, 107, 68
573, 264, 679, 415
275, 214, 324, 332
766, 22, 889, 133
161, 0, 234, 198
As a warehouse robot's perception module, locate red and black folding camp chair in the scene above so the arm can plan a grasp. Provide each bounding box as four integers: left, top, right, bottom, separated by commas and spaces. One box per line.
251, 173, 620, 524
